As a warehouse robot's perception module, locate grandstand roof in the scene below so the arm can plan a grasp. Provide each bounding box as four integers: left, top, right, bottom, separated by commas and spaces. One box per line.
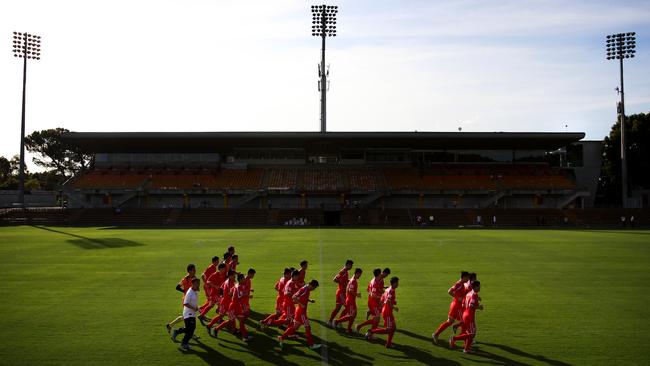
62, 131, 585, 153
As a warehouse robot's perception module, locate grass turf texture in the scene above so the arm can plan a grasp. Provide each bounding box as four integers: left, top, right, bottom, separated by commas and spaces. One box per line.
0, 227, 649, 365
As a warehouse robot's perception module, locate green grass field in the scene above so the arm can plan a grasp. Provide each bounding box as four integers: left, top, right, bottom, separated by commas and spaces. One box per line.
0, 226, 649, 365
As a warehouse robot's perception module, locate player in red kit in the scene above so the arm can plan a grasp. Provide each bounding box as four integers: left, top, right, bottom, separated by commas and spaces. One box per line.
449, 280, 483, 353
230, 254, 239, 274
357, 267, 390, 334
366, 276, 399, 348
201, 256, 220, 298
278, 279, 321, 350
198, 262, 227, 321
328, 259, 354, 327
261, 268, 292, 327
452, 272, 478, 334
239, 268, 255, 319
334, 268, 362, 332
296, 260, 308, 287
432, 271, 470, 344
221, 252, 232, 273
206, 270, 236, 333
213, 273, 252, 342
269, 269, 302, 328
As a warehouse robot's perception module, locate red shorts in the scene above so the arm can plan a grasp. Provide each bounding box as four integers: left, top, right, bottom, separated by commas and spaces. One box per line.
241, 302, 250, 316
282, 301, 295, 320
368, 298, 381, 317
219, 299, 231, 315
344, 303, 357, 318
448, 301, 463, 321
228, 303, 243, 318
382, 313, 396, 330
275, 296, 284, 313
294, 306, 310, 328
335, 288, 346, 305
461, 313, 476, 335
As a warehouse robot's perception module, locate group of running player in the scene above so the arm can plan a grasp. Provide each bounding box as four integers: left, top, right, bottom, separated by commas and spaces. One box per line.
323, 260, 400, 348
432, 271, 483, 354
167, 248, 483, 354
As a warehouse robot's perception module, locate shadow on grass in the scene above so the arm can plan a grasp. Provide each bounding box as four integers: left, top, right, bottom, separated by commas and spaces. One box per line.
477, 342, 572, 366
32, 225, 144, 249
176, 338, 245, 366
397, 328, 434, 343
209, 317, 374, 366
312, 319, 460, 366
382, 343, 463, 366
211, 329, 308, 366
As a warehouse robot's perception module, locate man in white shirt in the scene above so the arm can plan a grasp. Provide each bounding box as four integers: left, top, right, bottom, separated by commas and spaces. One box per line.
172, 278, 200, 350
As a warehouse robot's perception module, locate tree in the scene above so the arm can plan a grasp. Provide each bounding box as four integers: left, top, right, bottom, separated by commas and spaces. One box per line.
0, 156, 10, 181
598, 111, 650, 204
25, 128, 94, 179
0, 155, 20, 189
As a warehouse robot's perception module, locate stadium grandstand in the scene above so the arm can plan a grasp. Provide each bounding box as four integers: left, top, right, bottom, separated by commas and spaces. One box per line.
1, 131, 647, 227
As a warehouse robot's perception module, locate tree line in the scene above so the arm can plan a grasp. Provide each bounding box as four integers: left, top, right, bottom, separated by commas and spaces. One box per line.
0, 128, 93, 191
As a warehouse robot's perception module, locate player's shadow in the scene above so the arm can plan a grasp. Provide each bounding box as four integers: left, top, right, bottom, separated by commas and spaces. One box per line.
213, 330, 308, 366
477, 342, 572, 366
382, 343, 462, 366
397, 328, 435, 342
313, 337, 374, 366
247, 309, 268, 322
32, 225, 143, 249
176, 338, 245, 366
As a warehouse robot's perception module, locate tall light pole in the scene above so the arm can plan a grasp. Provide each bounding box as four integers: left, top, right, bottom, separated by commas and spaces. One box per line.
606, 32, 635, 208
311, 4, 338, 133
11, 32, 41, 207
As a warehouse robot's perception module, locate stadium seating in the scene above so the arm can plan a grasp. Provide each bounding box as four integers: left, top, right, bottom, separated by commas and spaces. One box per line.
73, 172, 148, 189
299, 168, 338, 192
349, 169, 380, 191
72, 163, 576, 194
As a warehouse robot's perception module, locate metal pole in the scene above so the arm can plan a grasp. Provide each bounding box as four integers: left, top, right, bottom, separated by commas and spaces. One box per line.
619, 56, 628, 208
18, 35, 28, 207
320, 17, 327, 133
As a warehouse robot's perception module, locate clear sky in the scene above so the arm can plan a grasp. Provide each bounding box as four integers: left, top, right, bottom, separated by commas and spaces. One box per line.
1, 0, 649, 170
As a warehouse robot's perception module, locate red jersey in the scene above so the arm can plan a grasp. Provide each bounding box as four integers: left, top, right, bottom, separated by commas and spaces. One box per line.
275, 276, 288, 300
275, 276, 288, 293
463, 280, 474, 294
230, 259, 238, 273
230, 283, 245, 306
202, 263, 217, 281
222, 259, 231, 273
179, 275, 195, 293
220, 278, 235, 304
239, 277, 252, 304
450, 280, 466, 305
293, 285, 312, 308
368, 277, 383, 300
380, 287, 396, 316
206, 271, 226, 295
297, 268, 306, 286
282, 279, 300, 307
463, 290, 480, 318
335, 267, 349, 292
345, 277, 359, 306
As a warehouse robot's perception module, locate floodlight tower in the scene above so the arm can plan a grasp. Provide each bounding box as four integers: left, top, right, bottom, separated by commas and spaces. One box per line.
11, 32, 41, 207
311, 4, 338, 133
606, 32, 636, 208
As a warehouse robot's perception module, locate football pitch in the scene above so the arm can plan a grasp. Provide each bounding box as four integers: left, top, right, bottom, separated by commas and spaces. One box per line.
0, 226, 649, 366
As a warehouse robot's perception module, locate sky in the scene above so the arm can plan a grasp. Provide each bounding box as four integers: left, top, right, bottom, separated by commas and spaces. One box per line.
1, 0, 649, 171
